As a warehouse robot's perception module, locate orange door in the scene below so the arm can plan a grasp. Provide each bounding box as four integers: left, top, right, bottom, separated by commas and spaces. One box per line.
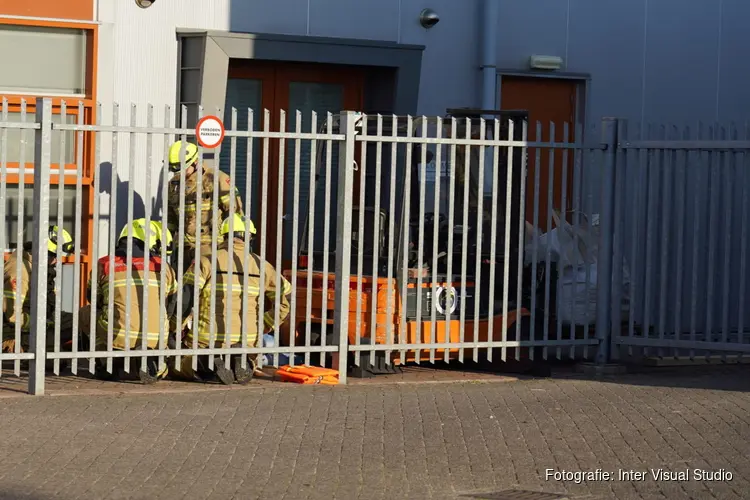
225, 61, 365, 268
500, 76, 579, 231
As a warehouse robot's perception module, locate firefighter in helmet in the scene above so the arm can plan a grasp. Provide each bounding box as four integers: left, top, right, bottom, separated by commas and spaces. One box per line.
165, 140, 244, 274
170, 214, 292, 385
2, 226, 75, 354
78, 219, 178, 384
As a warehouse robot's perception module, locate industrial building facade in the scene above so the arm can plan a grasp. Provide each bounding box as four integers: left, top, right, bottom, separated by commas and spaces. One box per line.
1, 0, 749, 308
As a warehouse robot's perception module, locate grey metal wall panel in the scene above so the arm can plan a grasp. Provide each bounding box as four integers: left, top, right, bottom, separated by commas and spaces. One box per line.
642, 0, 721, 123
308, 0, 400, 41
717, 0, 750, 122
230, 0, 308, 35
496, 0, 568, 69
566, 0, 646, 123
399, 0, 480, 115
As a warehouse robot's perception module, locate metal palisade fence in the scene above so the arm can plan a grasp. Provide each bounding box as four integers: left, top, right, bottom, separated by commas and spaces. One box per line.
1, 98, 749, 395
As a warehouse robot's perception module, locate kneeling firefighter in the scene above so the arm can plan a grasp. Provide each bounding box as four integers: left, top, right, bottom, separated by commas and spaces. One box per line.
170, 214, 292, 385
79, 219, 178, 384
2, 226, 76, 354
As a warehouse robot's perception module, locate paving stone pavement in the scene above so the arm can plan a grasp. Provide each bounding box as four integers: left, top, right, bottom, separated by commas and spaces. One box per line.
0, 367, 747, 500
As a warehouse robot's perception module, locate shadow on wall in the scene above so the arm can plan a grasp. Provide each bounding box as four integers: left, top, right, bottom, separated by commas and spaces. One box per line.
151, 169, 168, 221
97, 162, 145, 235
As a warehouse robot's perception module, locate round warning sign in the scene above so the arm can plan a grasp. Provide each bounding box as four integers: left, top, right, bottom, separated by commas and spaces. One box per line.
195, 115, 225, 149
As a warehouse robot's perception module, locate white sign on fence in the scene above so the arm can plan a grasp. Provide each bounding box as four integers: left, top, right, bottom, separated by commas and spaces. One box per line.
195, 115, 225, 149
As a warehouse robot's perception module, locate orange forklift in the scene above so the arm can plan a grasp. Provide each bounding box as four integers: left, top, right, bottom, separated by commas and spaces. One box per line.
282, 109, 546, 377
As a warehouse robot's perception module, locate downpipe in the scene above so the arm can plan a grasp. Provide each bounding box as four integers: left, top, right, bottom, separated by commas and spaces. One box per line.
480, 0, 499, 112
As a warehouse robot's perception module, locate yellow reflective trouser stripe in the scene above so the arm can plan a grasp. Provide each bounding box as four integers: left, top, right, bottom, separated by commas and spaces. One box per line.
111, 278, 162, 287
96, 317, 163, 342
263, 312, 275, 329
219, 193, 232, 204
195, 333, 256, 345
183, 273, 202, 288
206, 283, 260, 294
3, 290, 17, 300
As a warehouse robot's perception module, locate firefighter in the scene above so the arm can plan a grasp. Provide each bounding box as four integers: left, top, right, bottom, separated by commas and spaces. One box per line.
170, 214, 292, 385
165, 140, 244, 274
2, 226, 75, 354
78, 219, 178, 384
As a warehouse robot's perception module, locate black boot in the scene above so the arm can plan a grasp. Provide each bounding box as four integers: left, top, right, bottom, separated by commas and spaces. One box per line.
231, 355, 254, 385
214, 356, 235, 386
138, 357, 166, 385
197, 355, 234, 385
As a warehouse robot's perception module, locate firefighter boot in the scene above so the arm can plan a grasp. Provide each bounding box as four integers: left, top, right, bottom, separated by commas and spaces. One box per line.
138, 357, 168, 385
197, 355, 235, 385
231, 353, 254, 386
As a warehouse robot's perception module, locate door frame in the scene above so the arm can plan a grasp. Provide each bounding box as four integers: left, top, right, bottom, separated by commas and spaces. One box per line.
497, 71, 589, 228
496, 71, 589, 138
226, 60, 365, 267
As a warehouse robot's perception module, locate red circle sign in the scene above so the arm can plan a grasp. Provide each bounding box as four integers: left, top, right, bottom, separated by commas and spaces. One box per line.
195, 115, 225, 149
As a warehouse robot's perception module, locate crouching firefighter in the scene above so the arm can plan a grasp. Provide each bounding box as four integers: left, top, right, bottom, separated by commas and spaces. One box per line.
78, 219, 178, 384
170, 214, 292, 385
2, 226, 76, 354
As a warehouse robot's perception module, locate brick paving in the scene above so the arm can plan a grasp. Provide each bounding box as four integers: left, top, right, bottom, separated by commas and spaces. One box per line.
0, 366, 747, 500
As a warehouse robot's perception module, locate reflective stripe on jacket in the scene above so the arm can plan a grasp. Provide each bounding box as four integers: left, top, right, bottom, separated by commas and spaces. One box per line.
166, 166, 244, 247
2, 250, 33, 332
88, 253, 177, 350
183, 238, 291, 347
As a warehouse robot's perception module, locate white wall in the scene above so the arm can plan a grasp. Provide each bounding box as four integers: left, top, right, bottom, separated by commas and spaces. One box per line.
94, 0, 230, 256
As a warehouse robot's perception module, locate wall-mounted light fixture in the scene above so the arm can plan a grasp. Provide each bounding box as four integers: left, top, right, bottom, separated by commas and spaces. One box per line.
135, 0, 156, 8
419, 9, 440, 29
529, 55, 563, 70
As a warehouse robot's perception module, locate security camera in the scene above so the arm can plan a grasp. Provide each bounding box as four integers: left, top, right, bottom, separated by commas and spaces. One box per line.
135, 0, 155, 8
419, 9, 440, 29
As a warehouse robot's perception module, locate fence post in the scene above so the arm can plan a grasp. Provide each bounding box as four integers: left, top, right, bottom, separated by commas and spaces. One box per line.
594, 117, 619, 365
28, 98, 53, 395
332, 111, 358, 384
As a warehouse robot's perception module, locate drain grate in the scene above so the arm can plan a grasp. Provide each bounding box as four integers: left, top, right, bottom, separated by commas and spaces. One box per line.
461, 490, 568, 500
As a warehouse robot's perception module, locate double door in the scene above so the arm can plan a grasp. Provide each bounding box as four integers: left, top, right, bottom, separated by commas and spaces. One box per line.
220, 61, 364, 267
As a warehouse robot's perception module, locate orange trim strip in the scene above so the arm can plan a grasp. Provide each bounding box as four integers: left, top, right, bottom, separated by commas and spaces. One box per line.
2, 170, 93, 186
0, 11, 94, 25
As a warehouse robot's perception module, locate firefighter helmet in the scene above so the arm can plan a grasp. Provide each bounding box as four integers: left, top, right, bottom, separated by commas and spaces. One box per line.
220, 214, 257, 238
48, 226, 74, 255
120, 219, 174, 255
167, 140, 199, 172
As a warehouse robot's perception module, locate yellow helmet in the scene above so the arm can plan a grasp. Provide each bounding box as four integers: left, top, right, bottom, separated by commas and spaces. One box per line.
48, 225, 74, 255
120, 219, 174, 255
168, 140, 199, 172
220, 214, 257, 238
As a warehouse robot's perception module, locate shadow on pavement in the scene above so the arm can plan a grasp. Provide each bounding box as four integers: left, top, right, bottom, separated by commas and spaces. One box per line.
0, 489, 62, 500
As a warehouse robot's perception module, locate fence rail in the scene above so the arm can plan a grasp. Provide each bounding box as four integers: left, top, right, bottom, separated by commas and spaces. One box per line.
1, 98, 749, 395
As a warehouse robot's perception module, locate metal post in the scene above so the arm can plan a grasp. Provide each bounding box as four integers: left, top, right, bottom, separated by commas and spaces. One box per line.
595, 117, 618, 364
332, 111, 358, 384
28, 98, 53, 395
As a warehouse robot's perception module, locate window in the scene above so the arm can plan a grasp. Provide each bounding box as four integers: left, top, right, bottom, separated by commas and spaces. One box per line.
0, 24, 87, 95
1, 184, 79, 248
2, 112, 77, 164
0, 19, 96, 297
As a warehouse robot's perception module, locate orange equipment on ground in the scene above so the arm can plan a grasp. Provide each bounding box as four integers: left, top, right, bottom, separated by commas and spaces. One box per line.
277, 365, 339, 385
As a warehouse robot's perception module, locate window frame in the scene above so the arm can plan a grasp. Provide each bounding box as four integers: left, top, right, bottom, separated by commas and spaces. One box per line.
0, 18, 97, 276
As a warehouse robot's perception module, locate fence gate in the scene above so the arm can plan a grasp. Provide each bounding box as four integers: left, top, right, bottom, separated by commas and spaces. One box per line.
609, 120, 750, 360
